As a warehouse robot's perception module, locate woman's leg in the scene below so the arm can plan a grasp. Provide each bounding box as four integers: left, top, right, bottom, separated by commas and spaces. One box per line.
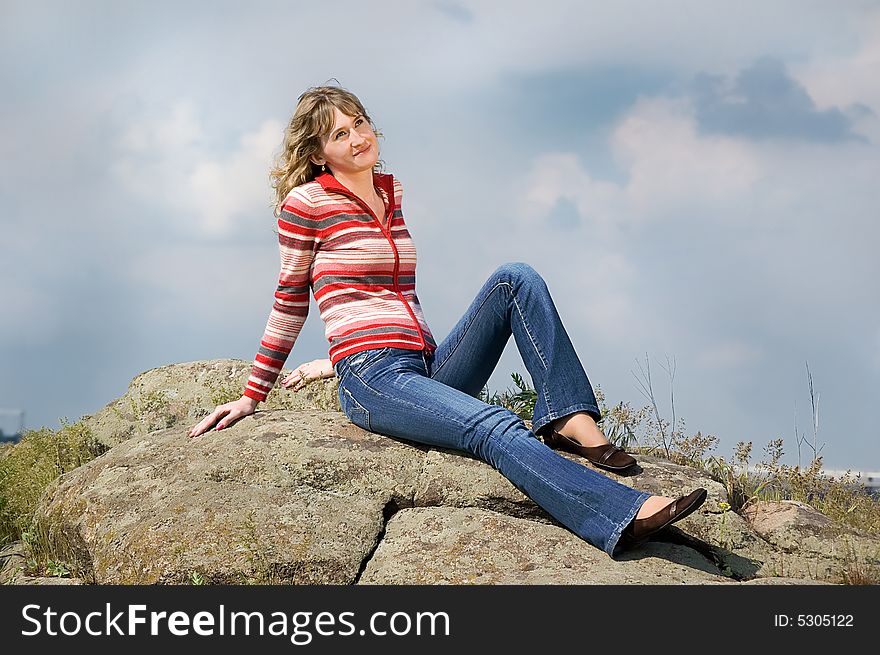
336, 349, 650, 557
426, 262, 606, 443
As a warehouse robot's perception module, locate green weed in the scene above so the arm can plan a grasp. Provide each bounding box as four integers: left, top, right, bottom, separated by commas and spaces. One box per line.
0, 419, 107, 548
479, 372, 536, 421
45, 559, 70, 578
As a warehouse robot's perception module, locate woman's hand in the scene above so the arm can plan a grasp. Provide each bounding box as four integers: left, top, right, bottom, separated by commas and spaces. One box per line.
187, 395, 259, 438
281, 358, 335, 392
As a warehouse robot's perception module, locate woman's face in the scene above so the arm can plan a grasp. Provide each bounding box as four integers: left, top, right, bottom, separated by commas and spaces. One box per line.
313, 106, 379, 177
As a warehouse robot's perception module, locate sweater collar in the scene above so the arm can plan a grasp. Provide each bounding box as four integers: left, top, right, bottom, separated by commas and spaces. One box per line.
315, 171, 395, 208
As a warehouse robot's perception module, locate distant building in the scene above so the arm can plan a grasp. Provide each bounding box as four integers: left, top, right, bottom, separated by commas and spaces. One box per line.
822, 469, 880, 497
0, 408, 24, 444
733, 464, 879, 498
0, 428, 21, 444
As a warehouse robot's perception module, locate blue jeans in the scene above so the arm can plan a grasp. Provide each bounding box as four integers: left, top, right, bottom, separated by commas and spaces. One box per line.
334, 262, 650, 557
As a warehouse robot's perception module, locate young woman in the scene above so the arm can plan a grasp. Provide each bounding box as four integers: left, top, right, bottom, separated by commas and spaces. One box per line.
187, 85, 706, 557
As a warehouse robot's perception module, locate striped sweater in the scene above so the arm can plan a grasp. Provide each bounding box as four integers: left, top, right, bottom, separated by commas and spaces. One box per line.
244, 171, 437, 402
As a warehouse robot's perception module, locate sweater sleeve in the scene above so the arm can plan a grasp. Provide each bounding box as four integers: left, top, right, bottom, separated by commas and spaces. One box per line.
244, 190, 319, 402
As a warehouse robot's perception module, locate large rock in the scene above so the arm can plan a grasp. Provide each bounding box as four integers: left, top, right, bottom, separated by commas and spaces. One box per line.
15, 361, 878, 585
359, 506, 727, 585
741, 500, 880, 582
81, 359, 339, 448
34, 413, 407, 584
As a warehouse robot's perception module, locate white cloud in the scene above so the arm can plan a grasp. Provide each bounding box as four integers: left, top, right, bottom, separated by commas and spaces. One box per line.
519, 95, 763, 231
513, 95, 767, 349
186, 120, 281, 236
512, 81, 880, 375
520, 152, 623, 237
611, 96, 762, 219
790, 7, 880, 141
112, 101, 281, 238
118, 100, 204, 153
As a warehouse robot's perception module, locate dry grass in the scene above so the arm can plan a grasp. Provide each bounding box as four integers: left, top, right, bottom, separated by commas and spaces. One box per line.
586, 362, 880, 537
0, 419, 106, 547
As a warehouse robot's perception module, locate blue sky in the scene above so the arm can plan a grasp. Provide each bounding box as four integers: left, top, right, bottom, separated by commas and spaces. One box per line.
2, 1, 878, 472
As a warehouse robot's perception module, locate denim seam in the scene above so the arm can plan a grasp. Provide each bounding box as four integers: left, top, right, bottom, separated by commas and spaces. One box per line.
430, 281, 512, 380
540, 384, 553, 430
350, 367, 473, 433
511, 292, 548, 370
510, 291, 554, 419
340, 385, 372, 431
606, 490, 652, 557
496, 437, 618, 530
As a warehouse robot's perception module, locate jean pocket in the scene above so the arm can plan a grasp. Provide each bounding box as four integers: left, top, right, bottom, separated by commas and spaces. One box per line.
339, 386, 371, 431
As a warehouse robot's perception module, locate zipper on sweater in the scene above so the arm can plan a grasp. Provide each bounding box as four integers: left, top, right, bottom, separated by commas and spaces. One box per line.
335, 188, 429, 352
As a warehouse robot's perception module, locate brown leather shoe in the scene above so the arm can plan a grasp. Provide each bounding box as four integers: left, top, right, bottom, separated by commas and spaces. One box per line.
544, 429, 637, 472
619, 488, 708, 550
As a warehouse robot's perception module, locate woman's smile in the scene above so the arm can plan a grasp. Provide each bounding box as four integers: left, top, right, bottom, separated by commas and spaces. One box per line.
315, 107, 379, 176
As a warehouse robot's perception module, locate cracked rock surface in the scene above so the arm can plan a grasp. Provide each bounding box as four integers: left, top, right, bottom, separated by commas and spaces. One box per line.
8, 360, 877, 585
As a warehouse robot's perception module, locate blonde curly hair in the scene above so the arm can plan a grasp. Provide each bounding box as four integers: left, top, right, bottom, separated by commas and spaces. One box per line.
270, 84, 383, 215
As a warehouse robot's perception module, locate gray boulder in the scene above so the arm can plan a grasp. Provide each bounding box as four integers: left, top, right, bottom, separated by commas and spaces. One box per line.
12, 360, 876, 585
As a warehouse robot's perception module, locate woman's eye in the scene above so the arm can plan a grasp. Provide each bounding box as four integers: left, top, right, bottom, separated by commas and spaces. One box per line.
334, 118, 363, 139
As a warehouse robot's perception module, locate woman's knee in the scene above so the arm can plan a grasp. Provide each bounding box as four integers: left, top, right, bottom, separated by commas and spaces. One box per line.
463, 404, 530, 455
493, 261, 544, 288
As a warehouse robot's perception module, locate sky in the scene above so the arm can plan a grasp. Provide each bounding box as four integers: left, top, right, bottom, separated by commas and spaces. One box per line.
1, 0, 878, 472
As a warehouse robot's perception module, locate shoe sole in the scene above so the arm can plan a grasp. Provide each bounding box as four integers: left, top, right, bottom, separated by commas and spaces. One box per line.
591, 459, 638, 473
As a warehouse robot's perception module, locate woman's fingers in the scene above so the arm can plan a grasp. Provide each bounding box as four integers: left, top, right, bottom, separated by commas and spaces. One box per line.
188, 407, 227, 438
188, 397, 257, 439
279, 359, 337, 394
283, 358, 333, 390
203, 405, 249, 433
215, 409, 241, 430
282, 368, 306, 391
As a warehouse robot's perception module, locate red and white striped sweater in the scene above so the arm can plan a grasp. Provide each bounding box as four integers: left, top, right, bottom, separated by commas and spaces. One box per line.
244, 171, 437, 402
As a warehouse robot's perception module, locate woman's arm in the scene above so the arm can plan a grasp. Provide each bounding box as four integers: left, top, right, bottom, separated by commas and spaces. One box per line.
188, 190, 319, 439
243, 188, 320, 403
